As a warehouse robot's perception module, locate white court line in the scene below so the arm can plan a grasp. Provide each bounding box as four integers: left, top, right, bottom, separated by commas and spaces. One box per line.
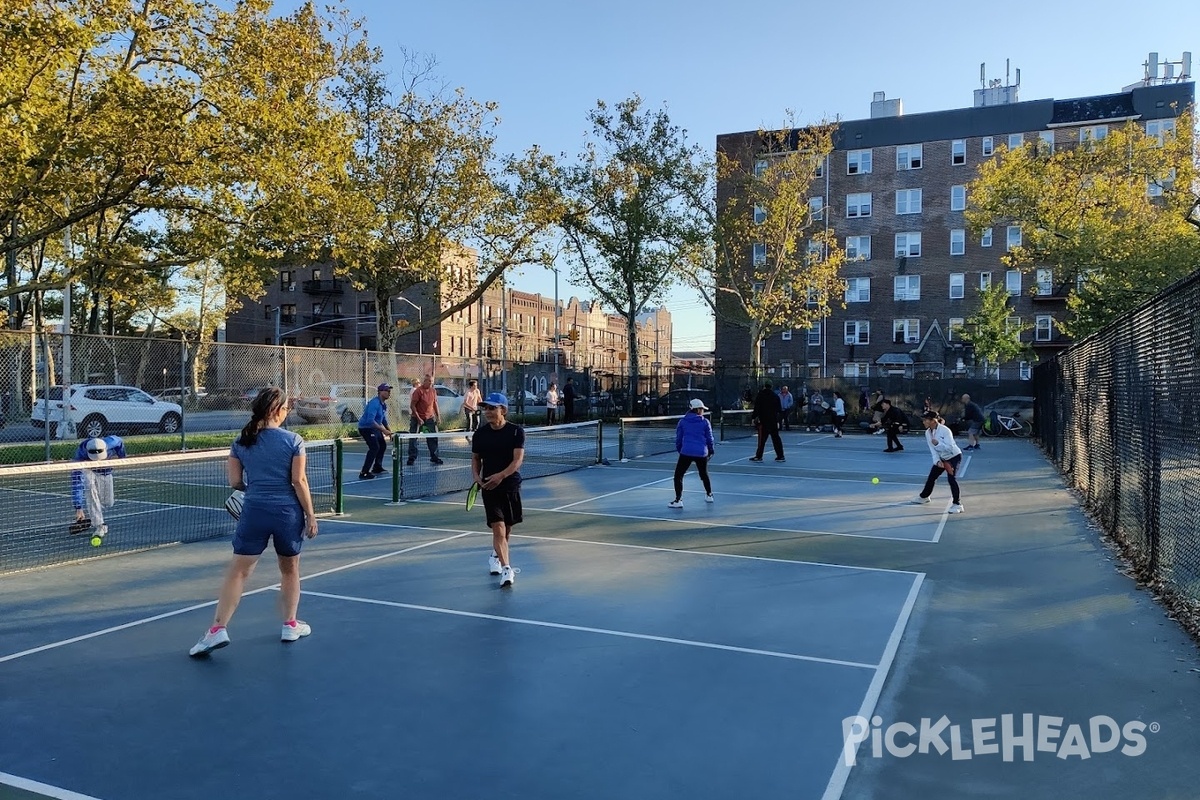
302, 589, 878, 670
821, 574, 925, 800
0, 772, 102, 800
551, 476, 674, 511
956, 453, 972, 478
622, 461, 937, 482
0, 533, 471, 664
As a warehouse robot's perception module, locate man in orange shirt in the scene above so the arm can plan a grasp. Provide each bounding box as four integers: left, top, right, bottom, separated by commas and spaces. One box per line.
407, 374, 444, 466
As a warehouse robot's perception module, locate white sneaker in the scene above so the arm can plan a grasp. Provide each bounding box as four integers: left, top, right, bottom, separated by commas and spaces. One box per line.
488, 554, 502, 575
910, 496, 930, 504
705, 494, 714, 504
189, 626, 230, 657
499, 565, 519, 586
281, 620, 311, 642
948, 503, 964, 514
873, 429, 884, 435
668, 500, 684, 509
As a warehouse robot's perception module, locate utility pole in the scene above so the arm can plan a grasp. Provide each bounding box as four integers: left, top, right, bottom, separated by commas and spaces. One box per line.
6, 217, 17, 328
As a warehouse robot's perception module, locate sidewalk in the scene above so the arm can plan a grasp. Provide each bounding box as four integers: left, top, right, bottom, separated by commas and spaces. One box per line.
836, 438, 1200, 798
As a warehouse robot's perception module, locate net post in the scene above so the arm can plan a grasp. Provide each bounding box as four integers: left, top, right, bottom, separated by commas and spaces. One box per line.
618, 418, 627, 462
334, 438, 344, 515
391, 432, 401, 503
596, 420, 603, 463
719, 410, 726, 442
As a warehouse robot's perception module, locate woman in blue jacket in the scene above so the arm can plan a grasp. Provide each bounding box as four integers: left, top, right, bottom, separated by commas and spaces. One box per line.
669, 398, 715, 509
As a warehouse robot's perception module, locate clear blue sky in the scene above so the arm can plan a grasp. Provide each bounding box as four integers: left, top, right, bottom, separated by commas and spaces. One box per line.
286, 0, 1198, 352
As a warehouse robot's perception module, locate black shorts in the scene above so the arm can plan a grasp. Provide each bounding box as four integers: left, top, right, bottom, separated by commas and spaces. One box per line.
481, 479, 522, 527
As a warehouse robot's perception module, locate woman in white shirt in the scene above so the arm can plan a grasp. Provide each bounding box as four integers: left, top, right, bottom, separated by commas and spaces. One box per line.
545, 382, 560, 426
910, 410, 964, 513
831, 391, 846, 438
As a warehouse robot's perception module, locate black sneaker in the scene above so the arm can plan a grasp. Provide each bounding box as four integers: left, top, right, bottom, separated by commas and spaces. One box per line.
748, 456, 763, 462
406, 459, 416, 466
359, 472, 375, 480
431, 458, 444, 465
775, 456, 785, 462
371, 467, 387, 474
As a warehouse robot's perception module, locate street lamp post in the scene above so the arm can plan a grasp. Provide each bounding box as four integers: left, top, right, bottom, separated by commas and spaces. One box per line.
549, 265, 560, 379
393, 296, 423, 355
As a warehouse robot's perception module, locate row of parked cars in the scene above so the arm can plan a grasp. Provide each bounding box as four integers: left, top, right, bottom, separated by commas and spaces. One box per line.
293, 384, 465, 424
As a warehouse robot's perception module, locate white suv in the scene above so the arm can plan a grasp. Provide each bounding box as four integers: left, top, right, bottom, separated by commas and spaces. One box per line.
395, 384, 465, 421
32, 385, 183, 438
295, 384, 370, 424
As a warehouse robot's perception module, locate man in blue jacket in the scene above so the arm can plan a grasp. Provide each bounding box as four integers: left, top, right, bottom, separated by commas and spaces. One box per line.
357, 383, 393, 480
668, 398, 715, 509
70, 435, 127, 543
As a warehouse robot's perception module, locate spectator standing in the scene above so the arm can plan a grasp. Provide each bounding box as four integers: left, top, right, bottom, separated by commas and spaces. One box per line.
189, 387, 319, 656
911, 410, 964, 513
562, 378, 577, 424
960, 393, 985, 451
876, 399, 907, 452
462, 379, 482, 433
778, 385, 795, 430
807, 389, 825, 432
750, 381, 785, 462
357, 384, 393, 480
859, 388, 869, 414
545, 382, 560, 425
407, 374, 444, 466
668, 398, 715, 508
831, 391, 846, 438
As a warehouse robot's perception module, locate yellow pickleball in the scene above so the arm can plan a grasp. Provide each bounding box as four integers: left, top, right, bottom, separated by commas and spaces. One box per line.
871, 477, 880, 485
90, 535, 103, 547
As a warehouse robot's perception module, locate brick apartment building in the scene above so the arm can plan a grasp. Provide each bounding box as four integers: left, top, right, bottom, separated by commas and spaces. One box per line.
224, 250, 672, 394
715, 64, 1194, 382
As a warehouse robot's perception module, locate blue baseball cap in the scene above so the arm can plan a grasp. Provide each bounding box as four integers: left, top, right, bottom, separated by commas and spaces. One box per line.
482, 392, 508, 408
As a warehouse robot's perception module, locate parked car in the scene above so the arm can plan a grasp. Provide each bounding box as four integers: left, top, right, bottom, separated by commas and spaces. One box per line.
32, 385, 183, 438
657, 388, 713, 416
983, 396, 1035, 418
508, 390, 544, 408
295, 384, 370, 424
395, 383, 465, 421
154, 386, 207, 402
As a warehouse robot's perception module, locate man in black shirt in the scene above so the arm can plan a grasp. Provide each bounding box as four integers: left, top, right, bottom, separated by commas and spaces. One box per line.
562, 378, 577, 424
471, 392, 526, 587
750, 381, 785, 462
877, 399, 908, 453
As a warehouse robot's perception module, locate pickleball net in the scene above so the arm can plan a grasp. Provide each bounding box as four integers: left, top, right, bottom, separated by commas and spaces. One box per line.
385, 419, 603, 501
0, 440, 341, 574
617, 411, 758, 461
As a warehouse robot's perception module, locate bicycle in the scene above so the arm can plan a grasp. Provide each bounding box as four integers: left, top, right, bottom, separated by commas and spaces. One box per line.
982, 410, 1032, 438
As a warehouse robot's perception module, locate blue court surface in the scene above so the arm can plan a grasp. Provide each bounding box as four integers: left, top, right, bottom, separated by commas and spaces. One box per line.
0, 432, 1016, 800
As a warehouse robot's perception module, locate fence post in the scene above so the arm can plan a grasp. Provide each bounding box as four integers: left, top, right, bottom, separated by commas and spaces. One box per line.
391, 432, 401, 503
180, 339, 187, 450
618, 417, 626, 462
334, 438, 344, 515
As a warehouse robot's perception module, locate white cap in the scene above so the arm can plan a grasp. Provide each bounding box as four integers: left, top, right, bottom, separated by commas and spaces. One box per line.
689, 398, 708, 411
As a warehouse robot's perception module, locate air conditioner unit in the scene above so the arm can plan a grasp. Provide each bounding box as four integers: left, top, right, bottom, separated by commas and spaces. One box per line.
905, 336, 920, 344
844, 336, 858, 345
287, 283, 296, 291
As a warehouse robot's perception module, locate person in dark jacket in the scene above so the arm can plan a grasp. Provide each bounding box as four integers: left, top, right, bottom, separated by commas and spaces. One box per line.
876, 399, 908, 452
562, 378, 577, 424
960, 393, 984, 451
668, 398, 715, 508
750, 381, 785, 462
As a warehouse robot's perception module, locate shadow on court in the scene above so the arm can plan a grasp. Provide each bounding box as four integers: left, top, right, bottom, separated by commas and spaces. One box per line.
1, 431, 1198, 799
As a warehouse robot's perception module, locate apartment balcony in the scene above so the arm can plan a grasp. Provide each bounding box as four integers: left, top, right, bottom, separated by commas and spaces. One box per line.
1031, 287, 1071, 302
1033, 333, 1072, 349
302, 279, 345, 295
302, 314, 347, 331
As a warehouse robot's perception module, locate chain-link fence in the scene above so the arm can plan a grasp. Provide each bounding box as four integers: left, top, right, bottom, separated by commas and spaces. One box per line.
1033, 268, 1200, 608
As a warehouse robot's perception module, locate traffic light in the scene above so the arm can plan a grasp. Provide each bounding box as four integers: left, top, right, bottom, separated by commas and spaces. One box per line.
567, 328, 579, 342
396, 319, 409, 329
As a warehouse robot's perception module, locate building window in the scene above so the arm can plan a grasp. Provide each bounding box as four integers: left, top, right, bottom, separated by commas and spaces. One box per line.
950, 229, 966, 256
809, 196, 824, 216
844, 320, 870, 345
1006, 316, 1023, 340
1036, 268, 1053, 296
845, 277, 871, 303
982, 137, 994, 156
1146, 119, 1175, 145
1038, 131, 1054, 155
896, 144, 923, 170
359, 300, 376, 314
847, 149, 873, 174
981, 228, 993, 247
1036, 315, 1054, 342
1081, 125, 1108, 148
781, 329, 792, 341
280, 270, 293, 289
332, 336, 343, 348
950, 185, 966, 211
980, 272, 992, 290
753, 243, 766, 265
1007, 133, 1024, 151
1148, 168, 1176, 197
754, 158, 768, 177
846, 235, 871, 261
896, 188, 922, 215
846, 192, 872, 218
949, 272, 965, 298
895, 232, 922, 257
1019, 361, 1032, 380
754, 205, 766, 224
948, 317, 964, 341
893, 318, 920, 344
951, 139, 966, 165
843, 362, 869, 378
813, 156, 823, 178
780, 362, 792, 378
894, 275, 921, 301
281, 336, 297, 347
1006, 270, 1022, 296
1006, 225, 1022, 251
807, 321, 821, 346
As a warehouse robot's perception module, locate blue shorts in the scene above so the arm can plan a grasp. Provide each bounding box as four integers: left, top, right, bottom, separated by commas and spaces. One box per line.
232, 501, 305, 557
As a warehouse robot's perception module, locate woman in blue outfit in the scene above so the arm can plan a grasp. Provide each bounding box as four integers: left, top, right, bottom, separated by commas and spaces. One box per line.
190, 387, 319, 657
668, 398, 715, 509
